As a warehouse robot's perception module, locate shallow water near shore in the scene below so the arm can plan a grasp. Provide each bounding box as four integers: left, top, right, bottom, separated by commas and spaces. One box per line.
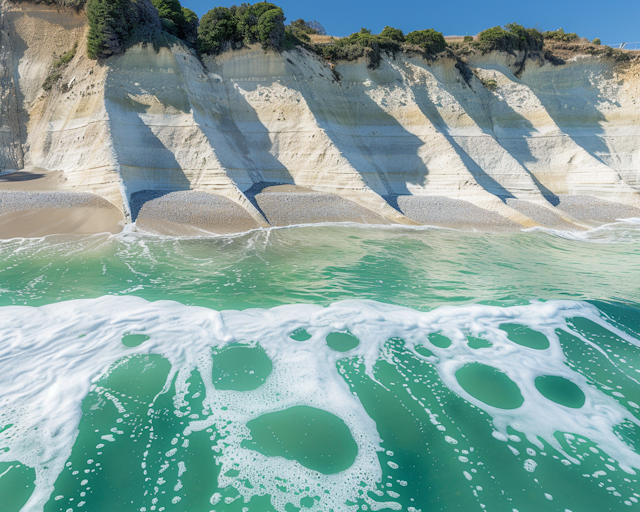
1, 222, 640, 512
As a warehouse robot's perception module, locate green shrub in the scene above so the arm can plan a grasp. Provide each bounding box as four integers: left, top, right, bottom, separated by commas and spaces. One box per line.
199, 2, 298, 55
43, 42, 78, 90
236, 2, 279, 44
86, 0, 138, 59
380, 26, 405, 42
281, 26, 300, 48
592, 38, 601, 45
150, 0, 186, 37
182, 7, 198, 24
86, 0, 161, 59
289, 19, 317, 35
405, 29, 446, 54
505, 23, 543, 51
463, 35, 473, 43
42, 71, 63, 91
477, 26, 518, 51
482, 78, 497, 91
53, 42, 77, 68
286, 19, 326, 41
477, 24, 543, 53
320, 28, 401, 68
148, 0, 197, 42
151, 0, 181, 21
198, 6, 239, 55
181, 8, 199, 46
258, 7, 285, 50
340, 28, 400, 49
543, 28, 579, 42
288, 19, 314, 42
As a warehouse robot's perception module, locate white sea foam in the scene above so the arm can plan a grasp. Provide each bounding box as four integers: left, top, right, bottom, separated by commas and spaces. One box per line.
525, 218, 640, 244
0, 297, 639, 511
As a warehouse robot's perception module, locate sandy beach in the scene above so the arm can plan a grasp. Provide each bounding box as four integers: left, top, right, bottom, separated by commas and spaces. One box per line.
394, 195, 522, 231
0, 169, 124, 239
253, 185, 391, 227
555, 195, 640, 225
2, 170, 640, 238
133, 191, 262, 236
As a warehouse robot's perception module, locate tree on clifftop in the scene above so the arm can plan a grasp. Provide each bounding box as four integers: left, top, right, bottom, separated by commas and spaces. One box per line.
181, 8, 199, 47
258, 7, 285, 50
198, 3, 287, 55
236, 2, 279, 44
380, 26, 405, 42
405, 29, 446, 54
151, 0, 187, 37
198, 6, 240, 55
86, 0, 160, 59
477, 24, 543, 53
86, 0, 137, 59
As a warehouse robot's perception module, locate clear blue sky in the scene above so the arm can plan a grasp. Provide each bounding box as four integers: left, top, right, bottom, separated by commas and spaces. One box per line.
181, 0, 639, 45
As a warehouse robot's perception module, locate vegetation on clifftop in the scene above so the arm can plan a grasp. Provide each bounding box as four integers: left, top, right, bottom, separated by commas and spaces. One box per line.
288, 19, 326, 42
379, 26, 405, 43
318, 28, 401, 68
87, 0, 205, 59
315, 26, 448, 69
405, 29, 447, 53
151, 0, 185, 36
18, 0, 190, 60
543, 27, 579, 42
86, 0, 139, 59
197, 2, 289, 54
14, 0, 635, 69
476, 23, 543, 53
181, 8, 199, 46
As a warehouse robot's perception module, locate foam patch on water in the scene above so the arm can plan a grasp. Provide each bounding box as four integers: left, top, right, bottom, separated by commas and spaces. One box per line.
0, 297, 639, 511
526, 217, 640, 244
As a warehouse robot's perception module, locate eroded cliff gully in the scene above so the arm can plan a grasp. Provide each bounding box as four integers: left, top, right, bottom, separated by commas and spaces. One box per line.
2, 2, 640, 232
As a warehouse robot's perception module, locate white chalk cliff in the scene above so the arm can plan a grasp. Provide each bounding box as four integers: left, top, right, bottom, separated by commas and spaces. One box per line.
2, 2, 639, 229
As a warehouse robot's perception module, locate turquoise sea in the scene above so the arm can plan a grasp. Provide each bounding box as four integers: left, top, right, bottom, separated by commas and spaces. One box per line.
1, 221, 640, 512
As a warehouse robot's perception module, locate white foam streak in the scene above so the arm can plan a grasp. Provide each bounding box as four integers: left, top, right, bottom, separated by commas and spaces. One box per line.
525, 218, 640, 244
0, 297, 639, 511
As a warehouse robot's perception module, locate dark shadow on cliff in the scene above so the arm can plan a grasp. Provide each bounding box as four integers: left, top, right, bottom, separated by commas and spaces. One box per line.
104, 82, 191, 216
105, 105, 191, 193
2, 10, 32, 168
241, 181, 280, 219
520, 64, 613, 164
129, 190, 173, 221
434, 64, 567, 203
190, 79, 295, 190
287, 74, 432, 200
407, 79, 517, 200
466, 61, 613, 174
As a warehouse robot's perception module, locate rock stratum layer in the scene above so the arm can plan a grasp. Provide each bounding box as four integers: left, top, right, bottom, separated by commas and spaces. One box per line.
2, 2, 640, 234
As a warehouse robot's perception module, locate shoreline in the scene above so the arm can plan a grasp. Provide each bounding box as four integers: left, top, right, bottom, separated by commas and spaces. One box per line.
2, 170, 640, 239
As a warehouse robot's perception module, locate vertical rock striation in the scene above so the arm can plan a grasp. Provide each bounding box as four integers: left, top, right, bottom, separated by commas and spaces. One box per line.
2, 1, 639, 230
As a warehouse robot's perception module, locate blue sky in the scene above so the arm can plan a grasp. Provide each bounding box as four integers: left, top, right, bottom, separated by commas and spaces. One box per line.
181, 0, 639, 45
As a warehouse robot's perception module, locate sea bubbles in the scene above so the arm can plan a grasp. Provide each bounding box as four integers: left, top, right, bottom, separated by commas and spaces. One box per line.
1, 297, 639, 511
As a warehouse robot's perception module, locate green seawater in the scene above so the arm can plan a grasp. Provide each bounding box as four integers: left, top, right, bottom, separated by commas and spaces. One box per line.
1, 223, 640, 512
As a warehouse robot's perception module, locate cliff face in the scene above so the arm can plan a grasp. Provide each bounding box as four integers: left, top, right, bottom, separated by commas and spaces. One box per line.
0, 3, 23, 171
2, 2, 640, 228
